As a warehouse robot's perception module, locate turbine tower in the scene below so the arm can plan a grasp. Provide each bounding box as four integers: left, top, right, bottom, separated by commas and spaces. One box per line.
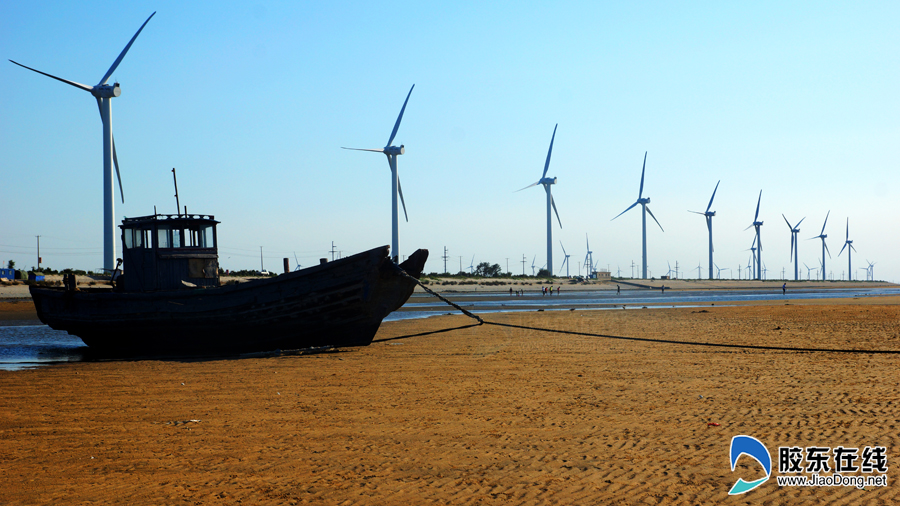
517, 124, 562, 276
10, 12, 156, 271
559, 241, 571, 277
782, 214, 805, 281
838, 218, 856, 281
688, 180, 719, 280
612, 152, 664, 279
810, 211, 831, 281
343, 84, 415, 263
584, 234, 596, 278
744, 191, 763, 280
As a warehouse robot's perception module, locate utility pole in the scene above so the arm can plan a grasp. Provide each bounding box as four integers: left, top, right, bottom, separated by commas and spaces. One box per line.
36, 235, 41, 270
458, 256, 462, 274
506, 258, 509, 275
521, 255, 527, 276
260, 246, 264, 272
442, 247, 449, 274
330, 241, 337, 262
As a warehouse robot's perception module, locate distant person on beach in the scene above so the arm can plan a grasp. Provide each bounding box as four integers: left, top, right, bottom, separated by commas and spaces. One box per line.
617, 285, 620, 295
661, 285, 665, 294
509, 287, 513, 296
783, 283, 786, 295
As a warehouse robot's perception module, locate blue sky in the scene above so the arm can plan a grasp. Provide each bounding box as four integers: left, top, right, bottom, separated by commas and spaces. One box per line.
2, 1, 898, 281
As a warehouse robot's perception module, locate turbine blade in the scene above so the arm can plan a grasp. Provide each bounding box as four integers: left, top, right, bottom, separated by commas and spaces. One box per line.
398, 177, 409, 222
550, 192, 562, 228
790, 234, 794, 261
516, 180, 541, 192
342, 147, 385, 153
9, 60, 93, 92
113, 135, 124, 203
825, 241, 831, 258
821, 210, 830, 235
542, 123, 557, 179
850, 243, 857, 252
845, 218, 849, 240
782, 214, 792, 229
638, 151, 647, 199
100, 12, 156, 85
645, 206, 664, 232
796, 217, 805, 228
585, 233, 590, 251
559, 240, 567, 256
706, 180, 720, 213
838, 243, 847, 256
386, 84, 414, 147
753, 190, 762, 222
611, 201, 639, 221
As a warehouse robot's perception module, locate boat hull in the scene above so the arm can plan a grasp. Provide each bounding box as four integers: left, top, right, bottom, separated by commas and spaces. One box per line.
30, 246, 427, 354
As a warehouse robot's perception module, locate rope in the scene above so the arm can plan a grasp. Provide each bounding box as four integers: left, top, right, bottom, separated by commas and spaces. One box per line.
395, 267, 900, 355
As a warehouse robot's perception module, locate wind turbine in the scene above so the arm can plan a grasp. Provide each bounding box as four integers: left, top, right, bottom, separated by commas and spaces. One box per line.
748, 235, 758, 277
559, 241, 571, 277
782, 214, 805, 281
838, 218, 856, 281
468, 255, 476, 275
809, 211, 830, 281
803, 262, 815, 280
612, 152, 664, 279
343, 84, 415, 263
10, 12, 156, 271
689, 180, 719, 280
531, 256, 537, 276
714, 263, 724, 279
517, 124, 562, 276
744, 191, 763, 280
584, 234, 594, 279
293, 252, 303, 271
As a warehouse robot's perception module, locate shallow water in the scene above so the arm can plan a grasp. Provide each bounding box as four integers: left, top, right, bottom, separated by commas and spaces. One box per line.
3, 287, 899, 369
0, 325, 86, 371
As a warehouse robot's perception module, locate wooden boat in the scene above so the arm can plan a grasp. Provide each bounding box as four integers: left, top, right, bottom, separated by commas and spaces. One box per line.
29, 213, 427, 354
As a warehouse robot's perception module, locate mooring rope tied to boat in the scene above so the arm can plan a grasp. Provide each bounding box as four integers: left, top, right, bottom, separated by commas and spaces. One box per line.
395, 266, 900, 355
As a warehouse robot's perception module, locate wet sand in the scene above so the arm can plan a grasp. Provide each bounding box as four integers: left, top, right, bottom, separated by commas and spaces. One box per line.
1, 298, 899, 504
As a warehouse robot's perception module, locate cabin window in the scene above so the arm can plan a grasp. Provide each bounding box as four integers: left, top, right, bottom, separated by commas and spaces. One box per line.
157, 227, 184, 248
124, 228, 133, 249
199, 225, 215, 248
157, 227, 170, 248
123, 228, 150, 249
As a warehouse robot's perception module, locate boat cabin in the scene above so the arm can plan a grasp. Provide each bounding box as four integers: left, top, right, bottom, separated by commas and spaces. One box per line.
119, 214, 220, 292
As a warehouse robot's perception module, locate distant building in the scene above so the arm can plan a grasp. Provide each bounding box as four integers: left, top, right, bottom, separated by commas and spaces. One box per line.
594, 270, 611, 282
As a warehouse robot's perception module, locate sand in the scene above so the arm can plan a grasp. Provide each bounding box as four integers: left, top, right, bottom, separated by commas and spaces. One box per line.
1, 297, 899, 504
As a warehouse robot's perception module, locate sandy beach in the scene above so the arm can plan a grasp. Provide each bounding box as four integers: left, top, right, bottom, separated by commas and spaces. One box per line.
1, 291, 899, 504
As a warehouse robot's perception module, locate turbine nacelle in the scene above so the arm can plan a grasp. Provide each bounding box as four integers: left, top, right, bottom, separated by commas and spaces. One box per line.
91, 83, 121, 99
384, 145, 405, 156
540, 177, 557, 185
638, 197, 650, 205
